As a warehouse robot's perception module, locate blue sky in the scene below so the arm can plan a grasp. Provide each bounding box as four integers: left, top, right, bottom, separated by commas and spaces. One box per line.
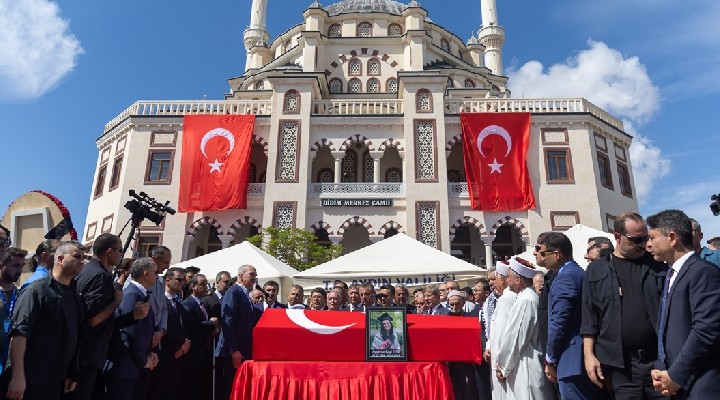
1, 0, 719, 237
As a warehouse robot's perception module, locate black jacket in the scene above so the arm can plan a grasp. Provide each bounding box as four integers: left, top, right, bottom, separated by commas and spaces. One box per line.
538, 269, 558, 355
157, 297, 190, 366
10, 276, 83, 388
580, 253, 667, 368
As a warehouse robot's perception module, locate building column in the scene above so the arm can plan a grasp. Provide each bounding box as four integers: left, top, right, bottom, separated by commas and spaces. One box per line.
329, 235, 342, 245
484, 235, 496, 270
370, 151, 383, 183
182, 235, 193, 261
331, 151, 345, 183
219, 235, 234, 249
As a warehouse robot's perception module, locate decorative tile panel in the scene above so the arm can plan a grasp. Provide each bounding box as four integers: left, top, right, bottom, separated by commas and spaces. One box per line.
277, 122, 299, 181
273, 203, 296, 229
417, 202, 439, 249
415, 121, 436, 180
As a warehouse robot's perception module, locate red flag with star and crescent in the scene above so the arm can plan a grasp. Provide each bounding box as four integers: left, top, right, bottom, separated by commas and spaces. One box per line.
178, 115, 255, 212
460, 112, 536, 211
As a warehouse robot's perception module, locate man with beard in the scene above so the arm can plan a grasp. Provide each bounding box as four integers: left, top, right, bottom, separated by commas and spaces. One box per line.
0, 248, 27, 375
496, 257, 552, 400
581, 212, 666, 400
485, 262, 516, 400
535, 232, 560, 400
3, 242, 84, 400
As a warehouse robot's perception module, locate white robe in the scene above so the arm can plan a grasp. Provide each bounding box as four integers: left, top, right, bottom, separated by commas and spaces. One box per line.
489, 289, 517, 400
496, 287, 552, 400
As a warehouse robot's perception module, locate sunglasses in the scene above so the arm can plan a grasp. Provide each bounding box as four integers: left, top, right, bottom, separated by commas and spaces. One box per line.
376, 294, 388, 299
623, 234, 649, 244
534, 246, 556, 257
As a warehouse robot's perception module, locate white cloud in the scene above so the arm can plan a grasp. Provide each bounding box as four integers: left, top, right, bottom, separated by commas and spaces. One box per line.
641, 181, 720, 237
508, 40, 660, 123
507, 40, 670, 202
625, 122, 671, 200
0, 0, 83, 101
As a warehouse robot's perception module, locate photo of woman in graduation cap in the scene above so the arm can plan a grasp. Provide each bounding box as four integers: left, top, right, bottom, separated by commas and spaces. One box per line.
371, 312, 401, 350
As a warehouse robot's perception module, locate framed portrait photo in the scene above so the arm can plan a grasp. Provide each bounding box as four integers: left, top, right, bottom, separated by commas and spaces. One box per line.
365, 307, 408, 361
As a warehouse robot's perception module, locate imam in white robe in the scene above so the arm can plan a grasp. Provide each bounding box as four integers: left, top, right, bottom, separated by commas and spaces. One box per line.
489, 289, 517, 400
495, 287, 552, 400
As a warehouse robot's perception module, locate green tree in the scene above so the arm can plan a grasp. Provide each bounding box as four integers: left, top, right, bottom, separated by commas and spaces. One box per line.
248, 226, 342, 272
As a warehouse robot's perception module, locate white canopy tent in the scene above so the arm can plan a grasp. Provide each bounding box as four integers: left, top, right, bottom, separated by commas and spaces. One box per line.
172, 241, 299, 301
294, 234, 486, 292
515, 224, 615, 270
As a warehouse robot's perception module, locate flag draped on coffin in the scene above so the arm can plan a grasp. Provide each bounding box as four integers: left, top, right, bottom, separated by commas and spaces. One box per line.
178, 115, 255, 212
460, 112, 536, 211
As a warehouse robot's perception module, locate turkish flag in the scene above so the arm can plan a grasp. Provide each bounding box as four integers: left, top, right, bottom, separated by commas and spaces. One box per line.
460, 113, 536, 211
253, 309, 482, 363
178, 115, 255, 212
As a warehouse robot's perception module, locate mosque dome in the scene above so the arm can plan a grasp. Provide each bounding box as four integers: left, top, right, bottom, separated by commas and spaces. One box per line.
325, 0, 408, 17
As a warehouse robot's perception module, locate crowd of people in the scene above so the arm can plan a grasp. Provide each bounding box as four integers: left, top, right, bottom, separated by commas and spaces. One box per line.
0, 208, 719, 399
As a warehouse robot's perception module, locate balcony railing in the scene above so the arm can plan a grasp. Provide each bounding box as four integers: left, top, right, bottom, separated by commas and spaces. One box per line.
247, 183, 265, 196
312, 100, 403, 115
444, 98, 624, 131
310, 182, 405, 197
104, 100, 273, 133
447, 183, 469, 197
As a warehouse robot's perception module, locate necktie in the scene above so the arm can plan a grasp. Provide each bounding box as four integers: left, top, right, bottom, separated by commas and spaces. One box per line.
658, 268, 675, 365
199, 301, 208, 320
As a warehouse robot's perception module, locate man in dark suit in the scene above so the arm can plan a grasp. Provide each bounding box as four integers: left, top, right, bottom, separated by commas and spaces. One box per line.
541, 232, 604, 399
3, 242, 84, 400
215, 265, 262, 400
647, 210, 720, 399
149, 267, 190, 400
182, 274, 218, 400
104, 258, 158, 400
424, 285, 449, 315
260, 280, 287, 310
202, 271, 231, 320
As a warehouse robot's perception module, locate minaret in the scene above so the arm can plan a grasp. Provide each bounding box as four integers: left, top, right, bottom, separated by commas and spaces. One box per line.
478, 0, 505, 75
243, 0, 270, 71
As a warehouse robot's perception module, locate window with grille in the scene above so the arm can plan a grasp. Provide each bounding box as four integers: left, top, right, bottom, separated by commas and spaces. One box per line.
94, 165, 107, 198
368, 78, 380, 93
368, 59, 380, 75
358, 22, 372, 37
349, 59, 361, 75
364, 151, 374, 182
109, 156, 123, 191
328, 24, 342, 38
388, 24, 402, 36
342, 150, 357, 182
317, 168, 333, 183
416, 90, 431, 111
329, 79, 342, 94
386, 168, 402, 182
349, 79, 361, 93
440, 38, 450, 52
387, 78, 398, 93
284, 90, 299, 113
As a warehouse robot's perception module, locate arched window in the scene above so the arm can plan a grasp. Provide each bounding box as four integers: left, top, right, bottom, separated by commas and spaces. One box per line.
363, 151, 374, 182
416, 89, 432, 112
447, 77, 455, 88
385, 167, 402, 183
367, 78, 380, 93
329, 78, 343, 94
249, 163, 257, 183
348, 58, 362, 76
440, 38, 450, 52
328, 24, 342, 38
464, 79, 475, 88
348, 78, 362, 93
357, 22, 372, 37
342, 150, 357, 182
367, 59, 381, 75
387, 78, 398, 93
384, 228, 399, 239
317, 168, 333, 183
254, 81, 265, 90
283, 90, 300, 113
388, 24, 402, 36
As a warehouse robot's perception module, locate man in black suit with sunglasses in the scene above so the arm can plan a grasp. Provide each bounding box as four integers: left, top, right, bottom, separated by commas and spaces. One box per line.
581, 212, 667, 400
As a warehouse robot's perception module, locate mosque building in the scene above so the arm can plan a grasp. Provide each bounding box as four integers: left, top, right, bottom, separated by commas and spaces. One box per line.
84, 0, 637, 269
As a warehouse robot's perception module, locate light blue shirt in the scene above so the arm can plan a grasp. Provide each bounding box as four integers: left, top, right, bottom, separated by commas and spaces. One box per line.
20, 266, 50, 291
700, 247, 720, 268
